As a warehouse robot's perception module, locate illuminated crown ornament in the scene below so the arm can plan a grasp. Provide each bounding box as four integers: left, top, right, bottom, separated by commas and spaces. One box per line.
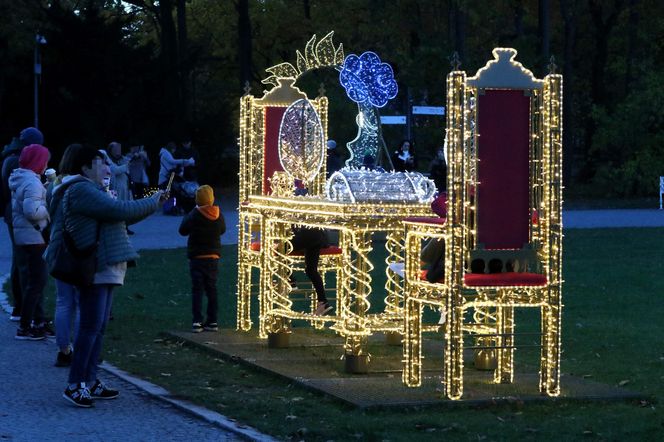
467, 47, 543, 89
278, 99, 325, 185
262, 32, 344, 86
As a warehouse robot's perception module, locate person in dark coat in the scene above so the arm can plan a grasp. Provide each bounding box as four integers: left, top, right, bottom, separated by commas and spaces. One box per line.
326, 140, 343, 177
429, 146, 448, 192
178, 185, 226, 333
392, 140, 417, 172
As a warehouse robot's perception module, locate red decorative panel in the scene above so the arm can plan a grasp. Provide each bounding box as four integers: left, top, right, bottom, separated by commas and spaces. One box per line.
464, 272, 547, 287
263, 106, 287, 194
477, 90, 530, 249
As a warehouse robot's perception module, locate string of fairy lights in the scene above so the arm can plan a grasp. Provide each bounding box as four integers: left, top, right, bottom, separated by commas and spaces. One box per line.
402, 48, 563, 399
237, 38, 563, 399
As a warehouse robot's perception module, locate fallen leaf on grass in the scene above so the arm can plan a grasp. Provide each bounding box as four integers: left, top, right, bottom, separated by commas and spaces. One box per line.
618, 379, 630, 387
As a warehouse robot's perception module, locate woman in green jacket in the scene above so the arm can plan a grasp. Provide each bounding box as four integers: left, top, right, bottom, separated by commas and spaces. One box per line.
46, 146, 163, 408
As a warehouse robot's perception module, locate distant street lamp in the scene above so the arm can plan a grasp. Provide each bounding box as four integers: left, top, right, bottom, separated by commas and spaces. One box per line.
34, 33, 47, 129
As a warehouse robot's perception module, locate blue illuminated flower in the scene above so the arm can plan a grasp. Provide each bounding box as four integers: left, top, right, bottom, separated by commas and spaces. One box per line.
339, 52, 398, 108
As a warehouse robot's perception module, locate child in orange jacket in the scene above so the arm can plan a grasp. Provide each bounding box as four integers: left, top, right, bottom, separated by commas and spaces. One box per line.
178, 185, 226, 332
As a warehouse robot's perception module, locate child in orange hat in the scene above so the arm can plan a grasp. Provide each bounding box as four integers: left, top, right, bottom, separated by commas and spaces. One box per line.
178, 185, 226, 332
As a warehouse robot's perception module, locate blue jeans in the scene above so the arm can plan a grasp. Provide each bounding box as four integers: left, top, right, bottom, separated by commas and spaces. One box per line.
54, 279, 80, 351
68, 284, 113, 385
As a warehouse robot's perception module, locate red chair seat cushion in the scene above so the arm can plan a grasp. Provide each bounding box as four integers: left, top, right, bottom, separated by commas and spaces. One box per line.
404, 216, 446, 225
464, 272, 547, 287
249, 241, 342, 256
419, 270, 547, 287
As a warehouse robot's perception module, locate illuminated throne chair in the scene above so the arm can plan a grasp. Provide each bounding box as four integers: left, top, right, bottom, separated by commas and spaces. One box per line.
402, 48, 563, 400
236, 78, 342, 338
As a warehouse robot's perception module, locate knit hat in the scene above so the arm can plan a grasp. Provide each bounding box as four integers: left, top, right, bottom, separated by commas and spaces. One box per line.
195, 185, 214, 206
19, 127, 44, 145
19, 144, 50, 174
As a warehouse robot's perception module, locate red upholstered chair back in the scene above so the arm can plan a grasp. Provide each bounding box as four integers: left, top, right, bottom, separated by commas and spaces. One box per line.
476, 90, 531, 250
263, 107, 287, 195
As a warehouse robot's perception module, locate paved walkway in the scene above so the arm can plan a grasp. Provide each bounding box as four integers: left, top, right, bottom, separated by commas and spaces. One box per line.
0, 197, 260, 442
0, 203, 662, 440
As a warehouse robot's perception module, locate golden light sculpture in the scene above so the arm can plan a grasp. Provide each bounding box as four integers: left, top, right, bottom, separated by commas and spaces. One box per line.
237, 33, 441, 370
249, 194, 432, 369
237, 74, 331, 337
402, 48, 563, 399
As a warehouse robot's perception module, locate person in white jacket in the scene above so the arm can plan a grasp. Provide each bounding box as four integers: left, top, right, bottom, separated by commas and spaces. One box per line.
103, 142, 130, 201
158, 142, 194, 188
8, 144, 51, 340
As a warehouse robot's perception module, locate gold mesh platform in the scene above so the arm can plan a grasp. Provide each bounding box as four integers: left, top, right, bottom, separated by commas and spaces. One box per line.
167, 329, 646, 409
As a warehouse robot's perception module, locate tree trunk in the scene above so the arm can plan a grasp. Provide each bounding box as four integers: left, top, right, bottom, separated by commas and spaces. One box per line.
538, 0, 550, 76
580, 0, 624, 181
514, 0, 525, 38
560, 0, 576, 185
237, 0, 252, 92
159, 0, 182, 137
453, 0, 465, 63
177, 0, 189, 130
624, 0, 639, 96
303, 0, 311, 19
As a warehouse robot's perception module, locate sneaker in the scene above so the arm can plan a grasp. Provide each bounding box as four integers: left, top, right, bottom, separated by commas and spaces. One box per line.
9, 308, 20, 322
55, 350, 73, 367
63, 385, 93, 408
192, 322, 204, 333
15, 326, 46, 341
90, 380, 119, 400
315, 302, 333, 316
34, 321, 55, 337
203, 322, 218, 332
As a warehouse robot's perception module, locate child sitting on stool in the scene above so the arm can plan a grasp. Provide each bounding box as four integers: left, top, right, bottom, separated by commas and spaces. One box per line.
179, 185, 226, 333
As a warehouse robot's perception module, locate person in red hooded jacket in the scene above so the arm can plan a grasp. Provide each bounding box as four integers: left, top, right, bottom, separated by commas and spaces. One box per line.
8, 143, 51, 340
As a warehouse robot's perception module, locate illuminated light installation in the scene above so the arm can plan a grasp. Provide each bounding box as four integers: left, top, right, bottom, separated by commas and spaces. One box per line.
402, 48, 563, 399
238, 33, 438, 368
237, 54, 333, 335
339, 52, 398, 168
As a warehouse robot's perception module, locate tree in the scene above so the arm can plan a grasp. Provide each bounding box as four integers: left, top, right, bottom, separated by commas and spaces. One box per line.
236, 0, 252, 92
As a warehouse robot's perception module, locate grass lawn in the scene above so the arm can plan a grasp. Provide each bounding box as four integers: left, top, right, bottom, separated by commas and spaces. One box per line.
25, 228, 664, 440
